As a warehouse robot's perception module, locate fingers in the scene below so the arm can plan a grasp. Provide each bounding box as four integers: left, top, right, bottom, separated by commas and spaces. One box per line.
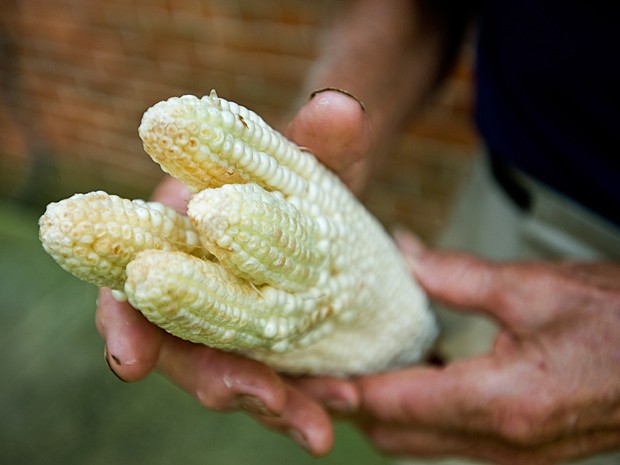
291, 359, 503, 436
352, 353, 571, 442
97, 287, 334, 456
355, 359, 507, 433
155, 336, 334, 456
156, 335, 288, 416
351, 337, 620, 451
252, 384, 335, 457
354, 363, 549, 461
97, 287, 283, 408
96, 288, 164, 381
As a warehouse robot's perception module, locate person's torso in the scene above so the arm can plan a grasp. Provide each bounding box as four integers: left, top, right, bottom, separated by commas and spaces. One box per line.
475, 0, 620, 226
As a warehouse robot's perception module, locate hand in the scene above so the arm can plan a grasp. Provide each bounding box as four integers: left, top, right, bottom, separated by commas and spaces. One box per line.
294, 230, 620, 465
94, 90, 371, 456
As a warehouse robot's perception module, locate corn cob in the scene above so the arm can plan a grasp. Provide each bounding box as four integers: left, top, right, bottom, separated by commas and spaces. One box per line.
39, 91, 437, 375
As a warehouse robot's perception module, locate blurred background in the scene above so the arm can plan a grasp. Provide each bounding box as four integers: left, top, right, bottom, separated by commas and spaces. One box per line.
0, 1, 479, 464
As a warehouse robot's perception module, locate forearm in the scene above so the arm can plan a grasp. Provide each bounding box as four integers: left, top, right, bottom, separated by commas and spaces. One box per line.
304, 0, 473, 155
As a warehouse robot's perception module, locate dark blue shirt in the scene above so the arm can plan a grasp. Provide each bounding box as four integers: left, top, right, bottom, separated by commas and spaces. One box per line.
475, 1, 620, 226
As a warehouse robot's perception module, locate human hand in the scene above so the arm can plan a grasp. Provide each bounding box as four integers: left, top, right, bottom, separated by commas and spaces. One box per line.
94, 90, 372, 456
293, 230, 620, 465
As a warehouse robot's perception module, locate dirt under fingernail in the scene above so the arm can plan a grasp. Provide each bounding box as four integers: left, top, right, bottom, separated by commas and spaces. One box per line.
288, 428, 311, 452
235, 394, 279, 417
103, 346, 127, 382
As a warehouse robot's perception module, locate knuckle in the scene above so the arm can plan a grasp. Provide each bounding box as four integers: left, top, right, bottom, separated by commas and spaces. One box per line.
194, 384, 234, 412
194, 387, 221, 410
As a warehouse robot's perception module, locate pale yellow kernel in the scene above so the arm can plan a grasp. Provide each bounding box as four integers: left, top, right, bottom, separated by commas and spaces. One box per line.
271, 341, 289, 353
277, 318, 289, 338
187, 137, 199, 153
159, 135, 173, 148
150, 211, 163, 228
263, 319, 278, 339
176, 130, 189, 146
165, 123, 179, 137
217, 235, 233, 248
221, 110, 235, 129
168, 145, 182, 157
121, 224, 132, 241
244, 152, 263, 173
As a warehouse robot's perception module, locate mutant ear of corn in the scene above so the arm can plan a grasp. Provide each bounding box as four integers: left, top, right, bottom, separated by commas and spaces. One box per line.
39, 90, 438, 376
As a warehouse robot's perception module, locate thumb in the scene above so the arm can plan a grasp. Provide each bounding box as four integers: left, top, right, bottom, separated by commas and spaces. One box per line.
96, 288, 163, 382
285, 89, 372, 193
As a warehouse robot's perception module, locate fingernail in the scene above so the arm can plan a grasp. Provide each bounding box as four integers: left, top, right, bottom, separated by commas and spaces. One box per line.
288, 428, 311, 452
104, 346, 127, 382
309, 87, 366, 112
235, 394, 279, 417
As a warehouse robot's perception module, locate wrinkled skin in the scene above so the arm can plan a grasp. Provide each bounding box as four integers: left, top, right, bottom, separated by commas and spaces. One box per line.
317, 237, 620, 465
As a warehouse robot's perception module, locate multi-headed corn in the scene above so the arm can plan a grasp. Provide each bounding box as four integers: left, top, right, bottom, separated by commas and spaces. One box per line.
39, 91, 437, 375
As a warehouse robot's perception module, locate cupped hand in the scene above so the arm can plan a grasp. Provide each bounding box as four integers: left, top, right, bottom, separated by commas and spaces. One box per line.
295, 230, 620, 464
95, 89, 372, 456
